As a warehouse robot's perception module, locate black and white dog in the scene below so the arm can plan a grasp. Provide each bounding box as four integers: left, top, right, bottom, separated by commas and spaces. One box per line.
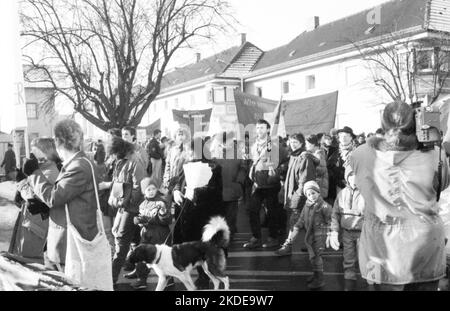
128, 216, 230, 291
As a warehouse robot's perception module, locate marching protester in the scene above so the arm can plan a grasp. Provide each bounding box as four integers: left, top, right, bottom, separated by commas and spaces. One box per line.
275, 133, 316, 256
147, 129, 165, 188
1, 143, 17, 181
172, 137, 225, 289
13, 139, 61, 263
210, 132, 247, 241
328, 166, 365, 291
294, 181, 332, 290
305, 134, 329, 200
349, 101, 450, 291
243, 120, 287, 249
100, 136, 145, 287
25, 119, 113, 290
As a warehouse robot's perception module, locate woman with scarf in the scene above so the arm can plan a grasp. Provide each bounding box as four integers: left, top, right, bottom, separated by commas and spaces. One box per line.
275, 133, 317, 257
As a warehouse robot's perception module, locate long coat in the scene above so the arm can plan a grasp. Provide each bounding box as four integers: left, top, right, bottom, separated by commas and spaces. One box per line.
29, 151, 101, 242
349, 137, 450, 285
1, 149, 16, 174
284, 148, 317, 211
174, 159, 224, 243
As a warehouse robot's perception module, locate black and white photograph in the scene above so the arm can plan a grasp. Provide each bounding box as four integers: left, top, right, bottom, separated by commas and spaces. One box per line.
0, 0, 450, 296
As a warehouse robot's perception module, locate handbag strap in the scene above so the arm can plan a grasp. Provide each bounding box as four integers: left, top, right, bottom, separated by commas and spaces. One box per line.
64, 157, 105, 233
82, 157, 105, 232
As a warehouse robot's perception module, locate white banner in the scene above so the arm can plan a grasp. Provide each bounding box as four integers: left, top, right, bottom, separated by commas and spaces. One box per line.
0, 0, 28, 134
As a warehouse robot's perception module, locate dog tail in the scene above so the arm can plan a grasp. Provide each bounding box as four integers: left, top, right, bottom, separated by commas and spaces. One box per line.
202, 216, 230, 248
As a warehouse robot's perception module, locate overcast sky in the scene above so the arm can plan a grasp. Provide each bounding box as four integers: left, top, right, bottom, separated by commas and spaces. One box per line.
171, 0, 392, 67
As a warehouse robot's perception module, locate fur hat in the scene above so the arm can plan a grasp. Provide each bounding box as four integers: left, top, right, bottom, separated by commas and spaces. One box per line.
303, 181, 320, 195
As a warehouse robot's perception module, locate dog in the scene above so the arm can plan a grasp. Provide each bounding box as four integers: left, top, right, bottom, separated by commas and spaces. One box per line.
129, 216, 230, 291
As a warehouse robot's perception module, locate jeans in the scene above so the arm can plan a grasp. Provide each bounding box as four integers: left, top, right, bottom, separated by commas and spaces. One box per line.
102, 215, 115, 258
308, 230, 325, 272
111, 210, 137, 283
343, 230, 361, 280
248, 187, 282, 240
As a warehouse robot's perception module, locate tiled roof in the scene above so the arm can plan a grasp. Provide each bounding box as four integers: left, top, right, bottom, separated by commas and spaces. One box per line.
160, 45, 242, 90
253, 0, 430, 71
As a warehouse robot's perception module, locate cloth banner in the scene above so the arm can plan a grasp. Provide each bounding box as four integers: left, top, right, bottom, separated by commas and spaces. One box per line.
172, 109, 212, 137
233, 90, 278, 127
284, 91, 339, 136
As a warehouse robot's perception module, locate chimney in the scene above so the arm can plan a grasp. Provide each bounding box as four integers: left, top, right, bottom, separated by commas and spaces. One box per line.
305, 16, 320, 32
241, 33, 247, 45
195, 53, 201, 63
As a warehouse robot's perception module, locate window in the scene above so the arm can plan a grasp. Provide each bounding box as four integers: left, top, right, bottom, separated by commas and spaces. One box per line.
174, 98, 179, 109
213, 87, 226, 103
416, 49, 434, 72
306, 75, 316, 90
225, 87, 235, 102
164, 101, 168, 111
256, 87, 263, 98
282, 81, 290, 94
439, 50, 450, 72
26, 103, 38, 119
207, 89, 214, 103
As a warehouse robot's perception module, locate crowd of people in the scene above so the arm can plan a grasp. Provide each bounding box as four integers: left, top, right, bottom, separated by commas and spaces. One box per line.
7, 99, 450, 291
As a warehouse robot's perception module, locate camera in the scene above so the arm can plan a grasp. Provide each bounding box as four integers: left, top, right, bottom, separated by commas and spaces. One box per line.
415, 106, 442, 148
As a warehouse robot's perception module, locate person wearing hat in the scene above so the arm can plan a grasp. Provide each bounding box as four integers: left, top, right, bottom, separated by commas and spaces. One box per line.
1, 143, 17, 181
348, 100, 450, 291
328, 166, 365, 291
293, 180, 332, 290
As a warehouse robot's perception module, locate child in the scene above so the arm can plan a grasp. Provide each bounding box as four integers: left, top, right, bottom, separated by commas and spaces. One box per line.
327, 167, 364, 291
294, 181, 332, 290
128, 178, 172, 289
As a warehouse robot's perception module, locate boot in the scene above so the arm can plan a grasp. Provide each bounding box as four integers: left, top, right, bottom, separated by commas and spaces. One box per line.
307, 271, 325, 290
124, 269, 138, 279
274, 242, 292, 256
344, 279, 356, 291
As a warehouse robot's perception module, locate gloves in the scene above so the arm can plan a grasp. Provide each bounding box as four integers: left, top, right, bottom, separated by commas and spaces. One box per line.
23, 157, 39, 176
173, 190, 184, 205
326, 231, 340, 251
26, 198, 50, 216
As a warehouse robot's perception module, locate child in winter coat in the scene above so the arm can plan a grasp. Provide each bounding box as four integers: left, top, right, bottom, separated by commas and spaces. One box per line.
327, 167, 364, 291
128, 179, 172, 289
294, 181, 332, 290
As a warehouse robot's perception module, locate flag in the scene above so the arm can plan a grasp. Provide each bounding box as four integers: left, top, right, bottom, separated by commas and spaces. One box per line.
0, 0, 28, 134
270, 97, 285, 138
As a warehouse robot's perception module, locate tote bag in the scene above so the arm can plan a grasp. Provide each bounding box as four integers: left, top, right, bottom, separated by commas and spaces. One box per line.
64, 158, 113, 291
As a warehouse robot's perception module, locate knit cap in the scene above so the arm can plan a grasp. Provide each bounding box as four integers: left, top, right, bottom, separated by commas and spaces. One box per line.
141, 177, 159, 193
303, 181, 320, 196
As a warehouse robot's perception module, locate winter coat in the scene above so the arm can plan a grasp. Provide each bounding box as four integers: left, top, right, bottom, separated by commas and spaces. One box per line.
1, 149, 16, 174
295, 197, 332, 256
174, 159, 224, 242
147, 138, 164, 160
13, 160, 60, 260
283, 147, 317, 211
214, 155, 247, 202
349, 137, 450, 284
135, 194, 171, 245
110, 155, 145, 214
133, 143, 149, 177
249, 138, 289, 189
29, 151, 101, 243
330, 186, 364, 232
311, 148, 329, 199
163, 144, 191, 191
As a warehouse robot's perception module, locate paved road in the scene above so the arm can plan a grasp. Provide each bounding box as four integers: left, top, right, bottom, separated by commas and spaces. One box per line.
115, 205, 369, 291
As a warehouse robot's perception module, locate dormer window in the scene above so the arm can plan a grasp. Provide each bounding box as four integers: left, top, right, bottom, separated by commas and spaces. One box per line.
364, 26, 376, 35
289, 50, 297, 57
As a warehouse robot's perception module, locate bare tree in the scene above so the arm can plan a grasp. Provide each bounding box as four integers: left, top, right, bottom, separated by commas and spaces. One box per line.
21, 0, 235, 131
352, 30, 450, 106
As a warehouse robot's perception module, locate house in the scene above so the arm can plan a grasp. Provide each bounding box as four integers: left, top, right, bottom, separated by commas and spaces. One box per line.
142, 0, 450, 136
